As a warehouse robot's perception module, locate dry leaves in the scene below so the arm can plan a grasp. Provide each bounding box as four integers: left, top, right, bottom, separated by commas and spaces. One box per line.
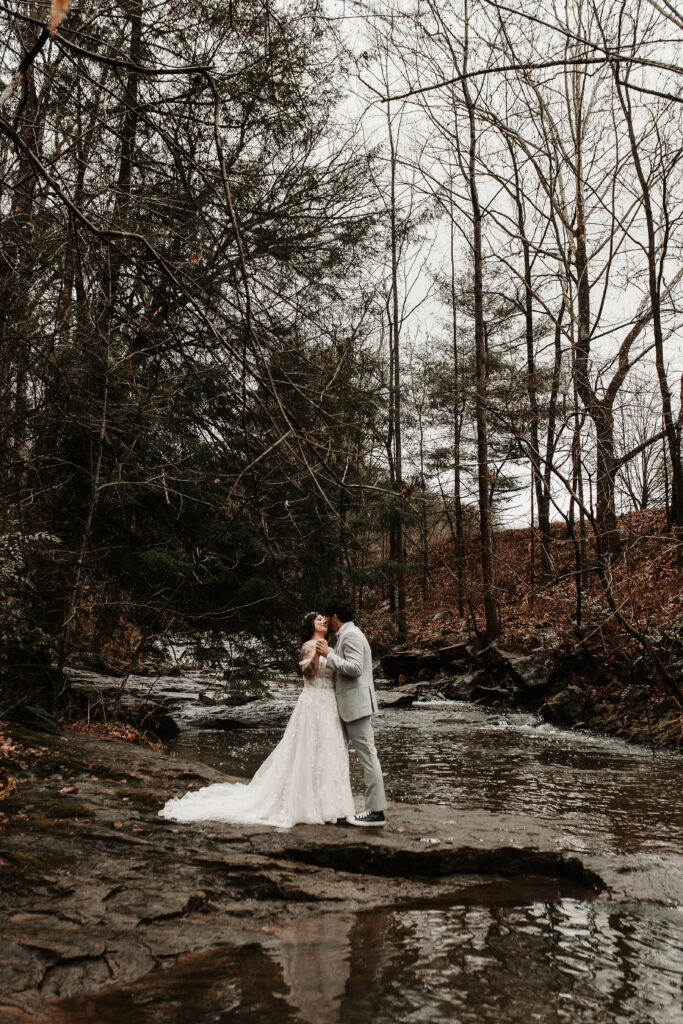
66, 719, 158, 749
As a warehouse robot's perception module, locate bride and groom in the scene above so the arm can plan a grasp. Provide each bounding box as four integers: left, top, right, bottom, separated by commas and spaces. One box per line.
159, 598, 387, 829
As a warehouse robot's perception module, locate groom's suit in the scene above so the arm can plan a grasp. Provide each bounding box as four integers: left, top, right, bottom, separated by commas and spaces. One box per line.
325, 621, 387, 813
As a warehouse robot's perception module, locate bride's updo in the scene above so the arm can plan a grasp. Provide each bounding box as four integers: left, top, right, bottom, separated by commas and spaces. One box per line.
300, 611, 320, 644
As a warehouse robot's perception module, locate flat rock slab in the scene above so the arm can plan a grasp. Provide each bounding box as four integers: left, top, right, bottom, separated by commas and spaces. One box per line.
0, 722, 680, 1020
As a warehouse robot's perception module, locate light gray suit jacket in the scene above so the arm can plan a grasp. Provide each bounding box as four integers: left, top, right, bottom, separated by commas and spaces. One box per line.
325, 621, 377, 723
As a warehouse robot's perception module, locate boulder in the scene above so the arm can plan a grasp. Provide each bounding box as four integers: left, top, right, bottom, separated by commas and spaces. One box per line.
377, 687, 417, 709
540, 686, 586, 726
198, 692, 219, 705
372, 676, 394, 691
195, 717, 251, 731
437, 643, 472, 666
431, 611, 449, 621
504, 653, 553, 705
69, 653, 126, 677
415, 667, 436, 683
472, 643, 521, 669
380, 650, 440, 680
134, 662, 182, 678
439, 670, 489, 701
131, 705, 180, 740
465, 646, 553, 705
471, 684, 512, 704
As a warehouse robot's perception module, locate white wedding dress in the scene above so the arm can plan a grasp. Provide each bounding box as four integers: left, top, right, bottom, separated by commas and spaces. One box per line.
159, 656, 356, 828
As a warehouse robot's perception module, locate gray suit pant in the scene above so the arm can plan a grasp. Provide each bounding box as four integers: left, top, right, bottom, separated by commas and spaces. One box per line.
344, 715, 387, 812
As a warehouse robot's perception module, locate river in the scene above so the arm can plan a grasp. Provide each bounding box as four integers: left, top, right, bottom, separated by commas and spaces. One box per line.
155, 677, 683, 1024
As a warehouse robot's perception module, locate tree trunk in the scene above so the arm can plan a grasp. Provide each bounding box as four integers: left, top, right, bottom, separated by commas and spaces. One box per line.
449, 217, 465, 617
462, 46, 498, 640
387, 99, 407, 642
616, 74, 683, 573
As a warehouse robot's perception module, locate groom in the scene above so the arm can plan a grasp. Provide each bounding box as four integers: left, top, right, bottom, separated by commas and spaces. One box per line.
315, 597, 387, 827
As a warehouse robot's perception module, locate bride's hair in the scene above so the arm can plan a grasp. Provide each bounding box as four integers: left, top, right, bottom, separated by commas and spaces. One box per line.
300, 611, 320, 644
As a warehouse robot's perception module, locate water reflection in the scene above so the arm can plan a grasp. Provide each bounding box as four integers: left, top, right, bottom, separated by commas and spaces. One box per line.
52, 900, 683, 1024
277, 900, 683, 1024
270, 913, 354, 1024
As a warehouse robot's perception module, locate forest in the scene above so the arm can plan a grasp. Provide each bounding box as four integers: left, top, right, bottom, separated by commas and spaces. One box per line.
1, 0, 682, 712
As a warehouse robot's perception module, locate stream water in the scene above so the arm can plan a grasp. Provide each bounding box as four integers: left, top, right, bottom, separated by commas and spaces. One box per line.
71, 669, 683, 1022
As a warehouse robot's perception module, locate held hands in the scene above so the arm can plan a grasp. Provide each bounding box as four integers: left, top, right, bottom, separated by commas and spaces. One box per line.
315, 638, 330, 657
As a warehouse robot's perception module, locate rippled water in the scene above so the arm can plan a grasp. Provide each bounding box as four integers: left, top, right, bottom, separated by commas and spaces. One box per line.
54, 899, 683, 1024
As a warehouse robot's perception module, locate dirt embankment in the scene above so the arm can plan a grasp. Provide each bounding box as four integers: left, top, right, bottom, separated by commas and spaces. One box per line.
365, 508, 683, 749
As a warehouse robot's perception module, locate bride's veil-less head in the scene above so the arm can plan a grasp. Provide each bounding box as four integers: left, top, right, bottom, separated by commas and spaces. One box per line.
300, 611, 322, 644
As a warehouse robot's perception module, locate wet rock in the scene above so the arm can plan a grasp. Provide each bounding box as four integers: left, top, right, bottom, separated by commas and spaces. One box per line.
129, 705, 180, 740
68, 652, 126, 676
12, 717, 683, 1022
505, 653, 553, 705
416, 691, 446, 702
378, 686, 417, 709
195, 717, 251, 731
1, 705, 63, 735
372, 676, 393, 690
471, 684, 512, 704
439, 670, 489, 701
472, 642, 521, 669
437, 643, 472, 666
415, 667, 435, 682
380, 649, 440, 680
540, 685, 587, 725
131, 662, 182, 678
198, 692, 219, 705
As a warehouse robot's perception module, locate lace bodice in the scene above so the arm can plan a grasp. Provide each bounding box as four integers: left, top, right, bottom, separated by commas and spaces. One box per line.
306, 655, 335, 690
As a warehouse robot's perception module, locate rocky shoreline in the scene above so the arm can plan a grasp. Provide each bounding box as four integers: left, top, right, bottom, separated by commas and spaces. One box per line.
374, 642, 683, 753
2, 718, 683, 1021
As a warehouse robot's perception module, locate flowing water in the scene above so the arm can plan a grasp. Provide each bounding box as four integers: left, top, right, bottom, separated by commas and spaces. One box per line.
169, 683, 683, 854
71, 670, 683, 1022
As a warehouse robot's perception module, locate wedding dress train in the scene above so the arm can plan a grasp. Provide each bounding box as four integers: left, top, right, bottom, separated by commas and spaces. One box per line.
159, 656, 356, 828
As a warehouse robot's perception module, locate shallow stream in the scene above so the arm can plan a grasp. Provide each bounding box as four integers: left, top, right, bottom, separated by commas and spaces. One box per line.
70, 668, 683, 1022
165, 680, 683, 1023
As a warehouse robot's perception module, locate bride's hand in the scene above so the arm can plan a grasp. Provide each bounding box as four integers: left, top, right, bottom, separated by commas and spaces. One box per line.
315, 638, 330, 657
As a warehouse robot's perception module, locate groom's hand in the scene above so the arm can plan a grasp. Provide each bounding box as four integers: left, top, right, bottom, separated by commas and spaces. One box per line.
315, 638, 330, 656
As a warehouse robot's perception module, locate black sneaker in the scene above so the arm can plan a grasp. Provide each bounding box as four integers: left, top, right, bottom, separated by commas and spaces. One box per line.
348, 810, 386, 827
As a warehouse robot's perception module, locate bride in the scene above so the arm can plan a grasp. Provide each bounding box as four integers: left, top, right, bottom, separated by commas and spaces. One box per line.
158, 612, 356, 828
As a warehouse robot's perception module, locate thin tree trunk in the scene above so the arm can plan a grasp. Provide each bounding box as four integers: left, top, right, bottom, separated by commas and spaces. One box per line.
461, 19, 498, 640
386, 98, 406, 642
449, 216, 465, 617
615, 74, 683, 573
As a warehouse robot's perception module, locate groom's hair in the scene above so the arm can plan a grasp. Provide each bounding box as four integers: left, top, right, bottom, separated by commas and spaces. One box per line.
323, 597, 354, 623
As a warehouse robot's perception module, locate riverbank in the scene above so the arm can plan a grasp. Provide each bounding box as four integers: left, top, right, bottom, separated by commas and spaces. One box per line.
362, 507, 683, 750
373, 640, 683, 753
2, 717, 683, 1021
